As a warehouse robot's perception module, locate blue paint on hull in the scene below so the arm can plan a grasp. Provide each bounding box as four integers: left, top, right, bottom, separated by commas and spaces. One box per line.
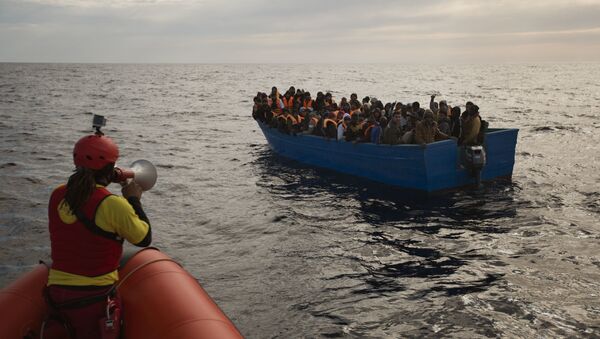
258, 122, 518, 192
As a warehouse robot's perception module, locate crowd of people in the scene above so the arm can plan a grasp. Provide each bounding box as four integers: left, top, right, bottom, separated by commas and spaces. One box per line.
252, 86, 487, 146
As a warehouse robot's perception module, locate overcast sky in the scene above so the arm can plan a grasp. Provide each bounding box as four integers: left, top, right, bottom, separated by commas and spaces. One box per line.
1, 0, 600, 63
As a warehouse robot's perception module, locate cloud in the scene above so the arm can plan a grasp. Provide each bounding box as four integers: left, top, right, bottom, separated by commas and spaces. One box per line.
1, 0, 599, 62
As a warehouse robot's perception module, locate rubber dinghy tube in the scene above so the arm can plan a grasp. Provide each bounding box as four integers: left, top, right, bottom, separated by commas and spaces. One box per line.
117, 247, 243, 339
0, 263, 49, 338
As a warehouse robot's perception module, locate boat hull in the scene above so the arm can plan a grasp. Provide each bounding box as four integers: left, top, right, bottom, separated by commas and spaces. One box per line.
258, 122, 518, 192
0, 248, 243, 339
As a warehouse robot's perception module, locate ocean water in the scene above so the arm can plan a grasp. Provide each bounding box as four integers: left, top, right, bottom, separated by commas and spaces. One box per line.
0, 63, 599, 338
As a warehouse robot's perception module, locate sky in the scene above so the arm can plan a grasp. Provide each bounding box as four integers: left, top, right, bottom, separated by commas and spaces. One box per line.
1, 0, 600, 63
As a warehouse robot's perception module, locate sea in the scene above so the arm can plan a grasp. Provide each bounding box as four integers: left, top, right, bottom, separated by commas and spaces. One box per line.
0, 63, 599, 338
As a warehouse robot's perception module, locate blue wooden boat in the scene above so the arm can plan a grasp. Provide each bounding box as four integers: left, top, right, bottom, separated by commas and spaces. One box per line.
257, 122, 518, 192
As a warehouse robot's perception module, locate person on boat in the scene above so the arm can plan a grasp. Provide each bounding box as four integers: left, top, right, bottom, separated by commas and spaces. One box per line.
345, 114, 362, 142
337, 113, 351, 140
382, 111, 403, 145
350, 93, 360, 109
314, 92, 327, 113
322, 115, 338, 139
282, 90, 295, 111
372, 107, 383, 123
450, 106, 462, 138
325, 92, 335, 109
252, 96, 262, 121
415, 109, 449, 145
370, 119, 382, 144
362, 96, 371, 111
349, 101, 361, 117
339, 97, 350, 113
430, 94, 439, 115
437, 107, 451, 135
301, 92, 314, 112
268, 87, 283, 115
360, 116, 376, 143
45, 131, 152, 338
459, 104, 482, 145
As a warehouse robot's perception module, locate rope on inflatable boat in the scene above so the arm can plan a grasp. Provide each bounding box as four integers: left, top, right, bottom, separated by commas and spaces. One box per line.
115, 258, 182, 290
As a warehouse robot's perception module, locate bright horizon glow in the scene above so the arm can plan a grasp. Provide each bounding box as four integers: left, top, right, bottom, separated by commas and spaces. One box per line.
1, 0, 600, 63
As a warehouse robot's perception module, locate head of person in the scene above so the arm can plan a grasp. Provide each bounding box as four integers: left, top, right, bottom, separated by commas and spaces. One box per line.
392, 111, 402, 123
373, 108, 382, 119
350, 93, 357, 101
66, 133, 119, 213
412, 101, 420, 112
363, 96, 370, 104
343, 113, 351, 124
451, 106, 461, 119
340, 97, 347, 104
465, 101, 474, 113
439, 100, 448, 112
423, 109, 434, 123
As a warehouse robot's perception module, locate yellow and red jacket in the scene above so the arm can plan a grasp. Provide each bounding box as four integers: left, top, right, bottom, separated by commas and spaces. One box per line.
48, 185, 150, 286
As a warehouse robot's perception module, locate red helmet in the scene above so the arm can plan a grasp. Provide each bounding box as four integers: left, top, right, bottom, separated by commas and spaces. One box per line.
73, 134, 119, 170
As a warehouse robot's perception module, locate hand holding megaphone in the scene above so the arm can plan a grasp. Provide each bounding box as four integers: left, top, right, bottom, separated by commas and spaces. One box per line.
112, 159, 158, 191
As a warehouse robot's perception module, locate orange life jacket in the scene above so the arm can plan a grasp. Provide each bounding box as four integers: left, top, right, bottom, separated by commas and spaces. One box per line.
283, 96, 294, 109
303, 99, 313, 109
269, 97, 282, 115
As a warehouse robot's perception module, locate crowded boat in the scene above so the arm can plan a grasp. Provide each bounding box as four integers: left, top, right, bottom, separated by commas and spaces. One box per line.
252, 86, 488, 147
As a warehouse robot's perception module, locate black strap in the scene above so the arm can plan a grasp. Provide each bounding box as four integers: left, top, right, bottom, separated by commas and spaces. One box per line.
75, 209, 123, 243
45, 285, 116, 310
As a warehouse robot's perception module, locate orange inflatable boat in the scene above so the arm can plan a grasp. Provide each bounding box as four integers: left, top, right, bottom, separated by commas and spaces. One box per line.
0, 248, 243, 339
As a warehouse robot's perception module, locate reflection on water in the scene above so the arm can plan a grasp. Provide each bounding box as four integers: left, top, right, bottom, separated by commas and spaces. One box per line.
251, 149, 531, 337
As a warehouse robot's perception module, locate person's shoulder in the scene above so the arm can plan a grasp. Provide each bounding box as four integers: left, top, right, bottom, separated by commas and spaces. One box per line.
100, 194, 130, 210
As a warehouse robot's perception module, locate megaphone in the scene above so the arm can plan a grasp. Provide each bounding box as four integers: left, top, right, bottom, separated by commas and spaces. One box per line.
112, 159, 158, 191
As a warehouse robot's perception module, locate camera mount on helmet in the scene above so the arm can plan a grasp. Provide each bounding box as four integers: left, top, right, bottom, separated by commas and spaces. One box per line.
92, 114, 107, 135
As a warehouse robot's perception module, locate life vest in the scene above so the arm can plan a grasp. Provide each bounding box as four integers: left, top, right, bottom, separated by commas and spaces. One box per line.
323, 118, 337, 130
283, 96, 294, 109
364, 124, 374, 139
309, 117, 319, 127
49, 185, 123, 277
350, 109, 360, 117
269, 97, 282, 115
303, 99, 313, 109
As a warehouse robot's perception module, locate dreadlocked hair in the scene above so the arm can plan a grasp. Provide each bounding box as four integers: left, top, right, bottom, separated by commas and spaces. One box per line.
62, 163, 115, 214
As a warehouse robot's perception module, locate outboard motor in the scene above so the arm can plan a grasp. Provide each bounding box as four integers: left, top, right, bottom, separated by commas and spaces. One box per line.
464, 145, 486, 187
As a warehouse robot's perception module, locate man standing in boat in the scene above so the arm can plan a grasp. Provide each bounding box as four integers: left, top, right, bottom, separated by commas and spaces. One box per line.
45, 118, 152, 338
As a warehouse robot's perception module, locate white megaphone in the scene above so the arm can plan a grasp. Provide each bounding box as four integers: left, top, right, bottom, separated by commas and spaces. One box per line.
112, 159, 158, 191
